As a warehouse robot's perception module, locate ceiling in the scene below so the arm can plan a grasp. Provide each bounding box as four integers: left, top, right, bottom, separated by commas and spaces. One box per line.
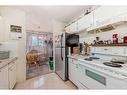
15, 6, 94, 32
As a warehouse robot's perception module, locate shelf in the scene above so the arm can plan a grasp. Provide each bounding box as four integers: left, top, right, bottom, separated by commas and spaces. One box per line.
91, 43, 127, 47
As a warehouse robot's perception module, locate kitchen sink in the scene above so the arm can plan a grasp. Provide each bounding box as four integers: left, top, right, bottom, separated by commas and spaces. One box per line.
0, 51, 10, 60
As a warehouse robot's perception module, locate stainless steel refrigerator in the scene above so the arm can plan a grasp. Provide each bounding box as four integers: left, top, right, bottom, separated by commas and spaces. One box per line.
55, 32, 69, 81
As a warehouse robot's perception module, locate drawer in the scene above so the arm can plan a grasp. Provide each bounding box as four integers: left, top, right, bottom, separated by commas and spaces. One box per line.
69, 58, 78, 63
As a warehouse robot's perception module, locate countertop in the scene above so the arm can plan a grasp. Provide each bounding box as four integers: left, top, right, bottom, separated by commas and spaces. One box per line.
68, 54, 127, 77
0, 57, 18, 69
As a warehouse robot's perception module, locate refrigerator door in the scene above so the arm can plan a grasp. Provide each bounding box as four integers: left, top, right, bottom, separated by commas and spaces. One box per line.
55, 32, 69, 80
61, 32, 70, 48
55, 47, 66, 80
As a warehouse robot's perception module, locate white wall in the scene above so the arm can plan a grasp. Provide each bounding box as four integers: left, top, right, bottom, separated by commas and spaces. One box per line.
0, 7, 26, 83
52, 19, 66, 71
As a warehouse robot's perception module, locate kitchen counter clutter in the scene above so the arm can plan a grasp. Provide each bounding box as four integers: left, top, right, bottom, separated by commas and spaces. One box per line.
0, 57, 17, 89
68, 54, 127, 89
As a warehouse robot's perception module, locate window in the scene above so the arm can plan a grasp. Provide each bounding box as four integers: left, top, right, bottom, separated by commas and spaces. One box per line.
38, 38, 44, 46
32, 36, 38, 46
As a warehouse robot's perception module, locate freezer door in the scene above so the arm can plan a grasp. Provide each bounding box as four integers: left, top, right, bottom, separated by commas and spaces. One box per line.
61, 32, 70, 48
55, 47, 66, 80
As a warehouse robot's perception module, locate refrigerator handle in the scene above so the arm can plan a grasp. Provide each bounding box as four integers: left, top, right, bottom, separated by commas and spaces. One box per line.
61, 33, 63, 61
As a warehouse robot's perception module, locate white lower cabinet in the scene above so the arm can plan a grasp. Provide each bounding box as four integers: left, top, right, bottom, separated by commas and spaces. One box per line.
70, 62, 78, 86
68, 58, 79, 86
8, 61, 16, 89
0, 59, 17, 89
68, 58, 88, 89
0, 65, 9, 89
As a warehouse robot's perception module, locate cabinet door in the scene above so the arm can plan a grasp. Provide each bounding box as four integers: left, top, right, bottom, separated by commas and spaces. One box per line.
70, 63, 77, 85
0, 18, 4, 42
9, 61, 16, 89
69, 22, 78, 33
94, 6, 127, 26
94, 6, 115, 26
0, 65, 9, 89
78, 12, 93, 31
64, 26, 70, 33
70, 60, 79, 86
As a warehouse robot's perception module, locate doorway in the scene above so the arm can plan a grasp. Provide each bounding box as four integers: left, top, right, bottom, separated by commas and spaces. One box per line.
26, 31, 53, 79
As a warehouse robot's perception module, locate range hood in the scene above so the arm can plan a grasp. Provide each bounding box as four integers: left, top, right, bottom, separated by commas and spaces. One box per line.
87, 13, 127, 32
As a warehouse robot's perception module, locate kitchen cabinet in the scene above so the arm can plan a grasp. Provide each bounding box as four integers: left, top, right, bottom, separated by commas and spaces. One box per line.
94, 6, 127, 27
8, 61, 16, 89
0, 65, 9, 89
69, 22, 78, 33
68, 58, 79, 86
0, 58, 17, 89
64, 25, 70, 33
77, 12, 93, 32
0, 18, 5, 42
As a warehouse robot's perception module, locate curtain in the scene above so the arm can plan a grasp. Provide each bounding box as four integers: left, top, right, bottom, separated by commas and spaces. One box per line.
26, 31, 53, 58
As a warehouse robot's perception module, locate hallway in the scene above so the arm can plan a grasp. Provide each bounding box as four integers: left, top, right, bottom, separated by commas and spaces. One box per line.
15, 73, 77, 89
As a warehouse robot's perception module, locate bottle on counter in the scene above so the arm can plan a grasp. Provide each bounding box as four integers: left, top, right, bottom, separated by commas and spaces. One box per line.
113, 34, 118, 44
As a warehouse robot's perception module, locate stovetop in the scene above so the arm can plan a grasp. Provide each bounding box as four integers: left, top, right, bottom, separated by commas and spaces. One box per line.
103, 62, 122, 67
68, 54, 127, 75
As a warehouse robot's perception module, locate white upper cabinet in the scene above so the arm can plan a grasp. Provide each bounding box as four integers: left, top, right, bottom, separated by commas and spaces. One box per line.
64, 25, 70, 33
77, 12, 94, 32
0, 18, 5, 42
69, 21, 78, 33
65, 6, 127, 33
94, 6, 127, 27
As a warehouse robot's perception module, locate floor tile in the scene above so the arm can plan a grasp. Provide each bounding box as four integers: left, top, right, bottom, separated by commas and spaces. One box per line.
15, 73, 78, 90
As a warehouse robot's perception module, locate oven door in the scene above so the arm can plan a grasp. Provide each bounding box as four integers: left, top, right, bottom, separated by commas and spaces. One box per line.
78, 64, 107, 89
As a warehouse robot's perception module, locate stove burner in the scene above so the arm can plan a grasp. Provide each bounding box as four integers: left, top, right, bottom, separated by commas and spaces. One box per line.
89, 57, 100, 59
110, 60, 125, 64
84, 57, 100, 61
103, 62, 122, 67
84, 58, 92, 61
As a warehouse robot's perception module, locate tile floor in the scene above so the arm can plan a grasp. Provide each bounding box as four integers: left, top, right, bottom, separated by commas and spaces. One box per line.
26, 62, 53, 79
15, 73, 78, 89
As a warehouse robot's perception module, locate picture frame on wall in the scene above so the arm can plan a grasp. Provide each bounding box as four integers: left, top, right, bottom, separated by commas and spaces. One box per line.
10, 25, 22, 40
10, 25, 22, 33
